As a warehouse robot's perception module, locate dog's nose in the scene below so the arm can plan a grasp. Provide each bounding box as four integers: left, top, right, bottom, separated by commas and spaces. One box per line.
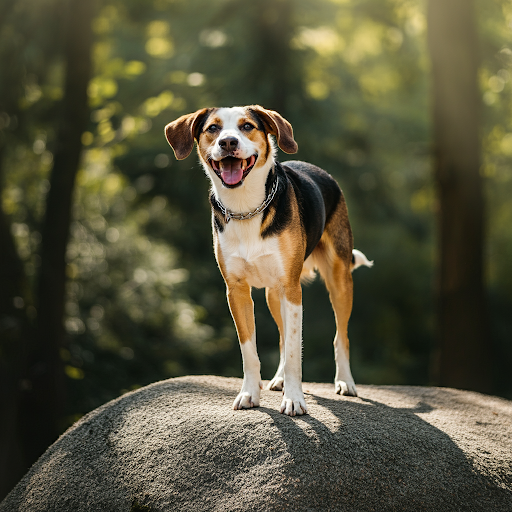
219, 136, 238, 151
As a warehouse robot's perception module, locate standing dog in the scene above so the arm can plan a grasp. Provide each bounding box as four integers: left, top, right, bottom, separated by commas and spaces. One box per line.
165, 105, 372, 416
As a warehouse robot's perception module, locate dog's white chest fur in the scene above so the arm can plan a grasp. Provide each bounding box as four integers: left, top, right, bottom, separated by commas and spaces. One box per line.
216, 217, 283, 289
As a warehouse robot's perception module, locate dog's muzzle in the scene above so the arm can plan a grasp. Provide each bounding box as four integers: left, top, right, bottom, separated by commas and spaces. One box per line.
210, 154, 257, 187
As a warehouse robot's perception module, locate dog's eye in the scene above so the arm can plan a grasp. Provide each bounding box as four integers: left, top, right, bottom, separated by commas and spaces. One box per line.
241, 123, 254, 131
206, 124, 219, 133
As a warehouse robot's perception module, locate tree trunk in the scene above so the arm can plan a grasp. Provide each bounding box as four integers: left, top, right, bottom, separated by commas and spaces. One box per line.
247, 0, 297, 117
427, 0, 491, 392
0, 146, 29, 499
22, 0, 95, 465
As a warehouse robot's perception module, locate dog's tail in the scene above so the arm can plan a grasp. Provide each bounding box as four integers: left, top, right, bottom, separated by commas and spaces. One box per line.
351, 249, 374, 272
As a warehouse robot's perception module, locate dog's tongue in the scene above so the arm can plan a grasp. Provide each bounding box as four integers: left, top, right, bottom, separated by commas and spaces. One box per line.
220, 157, 244, 185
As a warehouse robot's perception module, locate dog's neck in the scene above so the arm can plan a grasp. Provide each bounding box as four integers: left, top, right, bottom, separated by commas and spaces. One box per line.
205, 156, 275, 214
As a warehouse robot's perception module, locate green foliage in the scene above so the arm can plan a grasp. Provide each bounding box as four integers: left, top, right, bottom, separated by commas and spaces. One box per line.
478, 0, 512, 397
1, 0, 512, 432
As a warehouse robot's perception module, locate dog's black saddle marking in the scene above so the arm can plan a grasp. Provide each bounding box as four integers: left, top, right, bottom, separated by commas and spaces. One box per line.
262, 161, 342, 260
211, 160, 344, 262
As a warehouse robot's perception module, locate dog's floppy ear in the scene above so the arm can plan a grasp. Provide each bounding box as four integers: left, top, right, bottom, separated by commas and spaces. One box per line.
165, 108, 211, 160
249, 105, 298, 154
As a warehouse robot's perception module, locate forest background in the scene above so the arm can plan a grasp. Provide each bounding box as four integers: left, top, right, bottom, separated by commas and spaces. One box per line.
1, 0, 512, 499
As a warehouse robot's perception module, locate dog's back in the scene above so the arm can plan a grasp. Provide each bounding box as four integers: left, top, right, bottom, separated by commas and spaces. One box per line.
280, 160, 353, 262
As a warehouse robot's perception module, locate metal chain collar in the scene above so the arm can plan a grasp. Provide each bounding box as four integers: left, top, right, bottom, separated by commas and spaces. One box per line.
216, 176, 279, 224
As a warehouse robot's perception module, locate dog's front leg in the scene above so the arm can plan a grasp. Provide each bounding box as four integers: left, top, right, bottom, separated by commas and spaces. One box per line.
227, 279, 262, 409
279, 284, 308, 416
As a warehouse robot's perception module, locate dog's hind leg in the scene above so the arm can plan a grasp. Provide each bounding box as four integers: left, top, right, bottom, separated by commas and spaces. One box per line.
314, 237, 358, 397
265, 287, 285, 391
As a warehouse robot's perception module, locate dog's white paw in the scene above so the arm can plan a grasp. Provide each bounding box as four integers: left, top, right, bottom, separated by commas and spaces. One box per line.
233, 389, 260, 410
280, 393, 308, 416
267, 376, 284, 391
335, 380, 358, 397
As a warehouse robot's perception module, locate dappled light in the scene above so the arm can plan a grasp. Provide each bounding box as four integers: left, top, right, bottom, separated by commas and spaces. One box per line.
2, 0, 511, 397
1, 0, 512, 498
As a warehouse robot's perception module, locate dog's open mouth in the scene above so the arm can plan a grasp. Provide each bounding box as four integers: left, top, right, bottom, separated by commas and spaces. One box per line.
210, 155, 257, 187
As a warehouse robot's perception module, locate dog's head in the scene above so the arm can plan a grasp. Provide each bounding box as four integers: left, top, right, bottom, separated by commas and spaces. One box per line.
165, 105, 298, 188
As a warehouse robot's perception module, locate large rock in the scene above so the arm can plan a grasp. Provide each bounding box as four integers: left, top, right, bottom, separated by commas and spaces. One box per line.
1, 376, 511, 511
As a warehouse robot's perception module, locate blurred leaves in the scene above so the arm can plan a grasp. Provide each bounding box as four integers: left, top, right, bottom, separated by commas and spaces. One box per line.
1, 0, 512, 431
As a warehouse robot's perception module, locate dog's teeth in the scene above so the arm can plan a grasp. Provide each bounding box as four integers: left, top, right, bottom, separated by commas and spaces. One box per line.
242, 159, 247, 170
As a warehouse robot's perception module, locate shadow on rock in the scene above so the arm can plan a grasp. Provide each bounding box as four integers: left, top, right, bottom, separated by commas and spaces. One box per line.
1, 376, 511, 512
260, 393, 511, 511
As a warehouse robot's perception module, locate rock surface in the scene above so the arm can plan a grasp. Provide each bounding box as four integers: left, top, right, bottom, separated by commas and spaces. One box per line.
1, 376, 512, 511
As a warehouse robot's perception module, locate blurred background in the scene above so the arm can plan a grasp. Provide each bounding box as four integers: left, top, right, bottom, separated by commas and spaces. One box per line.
1, 0, 512, 499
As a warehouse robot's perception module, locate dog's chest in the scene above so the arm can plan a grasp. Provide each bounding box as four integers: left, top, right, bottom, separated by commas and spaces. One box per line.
216, 217, 283, 288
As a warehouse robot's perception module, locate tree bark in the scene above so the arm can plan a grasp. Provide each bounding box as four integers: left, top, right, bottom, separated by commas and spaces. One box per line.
0, 146, 29, 499
22, 0, 95, 464
427, 0, 491, 392
244, 0, 297, 117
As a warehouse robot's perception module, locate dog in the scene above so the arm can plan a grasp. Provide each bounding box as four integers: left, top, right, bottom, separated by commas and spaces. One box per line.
165, 105, 372, 416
